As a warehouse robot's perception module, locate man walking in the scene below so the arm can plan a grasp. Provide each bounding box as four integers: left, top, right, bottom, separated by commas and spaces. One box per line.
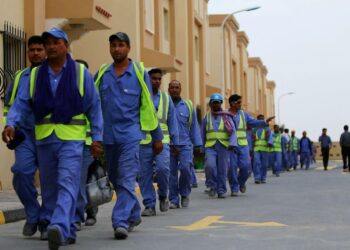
138, 68, 179, 216
95, 32, 163, 239
2, 35, 46, 237
168, 80, 202, 208
2, 28, 103, 249
318, 128, 332, 170
300, 131, 312, 170
289, 130, 299, 170
340, 125, 350, 172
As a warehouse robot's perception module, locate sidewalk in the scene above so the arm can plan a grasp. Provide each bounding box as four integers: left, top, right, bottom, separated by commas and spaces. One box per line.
0, 190, 25, 224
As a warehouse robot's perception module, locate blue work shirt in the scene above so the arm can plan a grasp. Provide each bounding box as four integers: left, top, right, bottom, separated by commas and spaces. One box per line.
300, 137, 312, 153
231, 110, 268, 131
153, 90, 179, 145
318, 135, 332, 148
7, 58, 103, 145
201, 113, 237, 148
96, 59, 163, 144
173, 98, 202, 147
5, 68, 34, 131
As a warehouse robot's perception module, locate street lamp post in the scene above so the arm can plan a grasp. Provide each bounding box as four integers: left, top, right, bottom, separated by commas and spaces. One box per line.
220, 6, 261, 98
277, 92, 294, 125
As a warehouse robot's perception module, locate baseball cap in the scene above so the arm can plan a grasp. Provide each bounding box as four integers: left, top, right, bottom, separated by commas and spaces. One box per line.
42, 28, 69, 43
109, 32, 130, 45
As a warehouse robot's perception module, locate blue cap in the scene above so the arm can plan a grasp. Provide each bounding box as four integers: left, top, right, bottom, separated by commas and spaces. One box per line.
42, 28, 69, 43
209, 93, 223, 103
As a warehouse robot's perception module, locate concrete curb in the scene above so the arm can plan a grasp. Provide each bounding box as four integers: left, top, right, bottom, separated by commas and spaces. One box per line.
0, 207, 25, 225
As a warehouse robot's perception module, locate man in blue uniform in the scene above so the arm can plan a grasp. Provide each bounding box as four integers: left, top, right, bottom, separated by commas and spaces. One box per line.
95, 32, 163, 239
168, 80, 202, 208
228, 94, 274, 196
300, 131, 312, 170
318, 128, 332, 170
2, 35, 46, 237
202, 93, 237, 198
289, 130, 299, 170
2, 28, 103, 250
138, 68, 179, 216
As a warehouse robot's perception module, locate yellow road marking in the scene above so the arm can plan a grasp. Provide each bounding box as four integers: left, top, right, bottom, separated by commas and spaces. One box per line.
169, 216, 287, 231
112, 183, 156, 200
315, 166, 336, 171
0, 211, 5, 224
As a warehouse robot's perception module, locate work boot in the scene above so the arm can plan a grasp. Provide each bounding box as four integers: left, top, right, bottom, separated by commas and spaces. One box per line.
159, 198, 169, 212
48, 226, 62, 250
230, 192, 238, 197
141, 207, 156, 217
208, 188, 216, 198
73, 222, 81, 231
293, 166, 296, 170
217, 193, 226, 199
114, 227, 128, 240
324, 167, 328, 171
239, 185, 246, 193
169, 203, 180, 209
128, 219, 142, 232
39, 220, 49, 241
181, 196, 190, 208
85, 217, 97, 226
22, 222, 37, 236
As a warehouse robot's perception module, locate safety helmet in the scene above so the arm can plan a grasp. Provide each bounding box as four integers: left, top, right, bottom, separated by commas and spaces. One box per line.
209, 93, 223, 103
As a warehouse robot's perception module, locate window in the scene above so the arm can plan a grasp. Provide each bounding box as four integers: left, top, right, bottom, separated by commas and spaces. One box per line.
163, 8, 169, 41
145, 0, 155, 33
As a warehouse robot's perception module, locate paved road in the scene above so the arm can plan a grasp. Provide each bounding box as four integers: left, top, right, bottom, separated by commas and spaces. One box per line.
1, 161, 349, 250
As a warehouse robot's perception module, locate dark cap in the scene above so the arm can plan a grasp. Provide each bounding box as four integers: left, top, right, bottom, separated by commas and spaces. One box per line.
109, 32, 130, 45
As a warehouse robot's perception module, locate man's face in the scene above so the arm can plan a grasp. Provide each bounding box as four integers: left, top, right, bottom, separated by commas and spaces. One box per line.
230, 98, 242, 110
28, 43, 46, 66
209, 101, 222, 112
44, 36, 68, 60
110, 40, 130, 63
257, 115, 265, 120
150, 72, 162, 90
168, 80, 181, 98
291, 131, 295, 136
274, 125, 279, 133
303, 132, 307, 137
322, 129, 327, 135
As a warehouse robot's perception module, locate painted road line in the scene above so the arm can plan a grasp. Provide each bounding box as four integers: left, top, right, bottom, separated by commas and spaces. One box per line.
169, 216, 287, 231
0, 211, 5, 224
112, 183, 156, 200
315, 166, 337, 171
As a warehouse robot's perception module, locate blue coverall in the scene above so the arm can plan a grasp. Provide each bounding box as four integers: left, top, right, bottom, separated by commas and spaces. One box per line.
7, 61, 103, 242
202, 114, 237, 195
169, 99, 202, 205
271, 133, 287, 175
5, 68, 39, 225
139, 91, 179, 208
97, 60, 163, 230
300, 137, 312, 170
229, 111, 267, 193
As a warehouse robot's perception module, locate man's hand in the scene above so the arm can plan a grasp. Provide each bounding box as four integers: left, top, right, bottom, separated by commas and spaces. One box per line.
90, 141, 103, 158
2, 126, 15, 144
152, 141, 163, 155
266, 116, 275, 123
171, 145, 180, 156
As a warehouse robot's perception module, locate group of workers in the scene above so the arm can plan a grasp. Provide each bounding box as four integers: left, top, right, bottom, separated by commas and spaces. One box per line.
0, 28, 317, 250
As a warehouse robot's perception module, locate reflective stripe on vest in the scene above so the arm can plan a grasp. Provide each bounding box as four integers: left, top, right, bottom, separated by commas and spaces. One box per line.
184, 99, 193, 129
141, 91, 170, 144
272, 133, 282, 152
95, 62, 158, 132
3, 68, 28, 124
205, 112, 230, 148
253, 129, 268, 152
29, 63, 87, 141
291, 137, 298, 151
237, 111, 248, 146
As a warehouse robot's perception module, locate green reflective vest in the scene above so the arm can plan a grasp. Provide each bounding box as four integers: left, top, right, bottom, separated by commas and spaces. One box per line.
237, 111, 248, 146
205, 112, 230, 148
3, 68, 28, 124
290, 137, 298, 151
184, 99, 193, 129
272, 133, 282, 152
95, 62, 158, 132
141, 91, 170, 144
253, 129, 268, 152
29, 63, 87, 141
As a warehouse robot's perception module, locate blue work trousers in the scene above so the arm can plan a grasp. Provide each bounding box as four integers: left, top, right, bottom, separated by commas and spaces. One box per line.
11, 129, 39, 224
290, 151, 299, 167
228, 145, 251, 193
271, 152, 282, 174
300, 152, 311, 169
283, 151, 290, 170
190, 163, 198, 186
253, 151, 269, 182
139, 143, 170, 208
37, 141, 83, 242
205, 141, 229, 195
169, 145, 192, 205
105, 142, 141, 229
75, 146, 93, 224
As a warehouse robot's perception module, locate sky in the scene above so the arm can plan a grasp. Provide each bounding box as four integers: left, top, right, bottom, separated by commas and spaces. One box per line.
208, 0, 350, 141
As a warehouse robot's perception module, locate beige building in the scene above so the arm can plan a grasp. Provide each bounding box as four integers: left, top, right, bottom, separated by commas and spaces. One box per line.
0, 0, 276, 190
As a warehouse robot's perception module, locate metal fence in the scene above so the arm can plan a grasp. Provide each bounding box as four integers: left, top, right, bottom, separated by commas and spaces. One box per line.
0, 22, 26, 101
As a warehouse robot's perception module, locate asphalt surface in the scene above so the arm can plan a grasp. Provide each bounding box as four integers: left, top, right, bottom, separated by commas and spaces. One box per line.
0, 161, 349, 250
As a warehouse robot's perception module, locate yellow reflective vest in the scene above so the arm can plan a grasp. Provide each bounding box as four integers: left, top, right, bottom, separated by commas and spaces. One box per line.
205, 112, 230, 148
253, 129, 268, 152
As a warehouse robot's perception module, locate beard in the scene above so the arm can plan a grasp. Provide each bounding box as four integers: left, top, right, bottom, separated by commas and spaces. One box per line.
113, 54, 127, 64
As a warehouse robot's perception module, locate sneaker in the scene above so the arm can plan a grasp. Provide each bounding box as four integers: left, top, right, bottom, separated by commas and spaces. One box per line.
48, 226, 62, 250
181, 196, 190, 208
85, 217, 97, 226
208, 188, 216, 198
141, 207, 156, 217
169, 203, 180, 209
159, 198, 169, 212
217, 193, 226, 199
239, 185, 246, 194
22, 222, 37, 236
230, 192, 238, 197
128, 219, 142, 232
114, 227, 128, 240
